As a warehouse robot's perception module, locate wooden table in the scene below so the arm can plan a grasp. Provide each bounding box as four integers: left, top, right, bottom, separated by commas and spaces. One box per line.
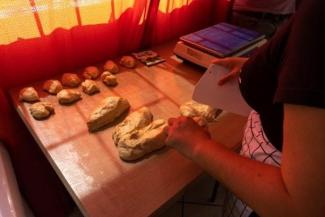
10, 41, 247, 217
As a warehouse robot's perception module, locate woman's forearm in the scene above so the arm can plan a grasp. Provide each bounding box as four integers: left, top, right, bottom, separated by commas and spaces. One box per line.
193, 140, 294, 217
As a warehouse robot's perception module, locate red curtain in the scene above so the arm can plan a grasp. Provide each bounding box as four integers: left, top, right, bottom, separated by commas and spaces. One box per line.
0, 0, 230, 216
146, 0, 215, 45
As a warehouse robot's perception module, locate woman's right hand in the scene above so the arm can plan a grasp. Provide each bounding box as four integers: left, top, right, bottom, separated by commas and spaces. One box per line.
212, 57, 248, 85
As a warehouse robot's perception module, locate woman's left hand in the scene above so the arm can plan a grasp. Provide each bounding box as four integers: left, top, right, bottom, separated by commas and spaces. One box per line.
165, 116, 211, 159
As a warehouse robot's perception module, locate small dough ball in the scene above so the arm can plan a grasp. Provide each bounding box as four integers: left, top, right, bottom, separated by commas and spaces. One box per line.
61, 73, 81, 88
81, 79, 100, 95
30, 102, 54, 120
120, 56, 136, 68
57, 89, 81, 104
43, 80, 63, 95
19, 87, 39, 103
103, 60, 119, 74
101, 71, 117, 86
83, 66, 100, 80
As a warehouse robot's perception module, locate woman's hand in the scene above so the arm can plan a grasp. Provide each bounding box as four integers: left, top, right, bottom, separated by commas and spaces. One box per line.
212, 57, 248, 85
165, 116, 211, 159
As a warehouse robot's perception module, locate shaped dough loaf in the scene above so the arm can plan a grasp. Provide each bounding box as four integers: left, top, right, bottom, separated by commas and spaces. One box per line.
101, 71, 117, 86
83, 66, 100, 80
43, 80, 63, 95
103, 60, 119, 74
81, 79, 100, 95
120, 56, 136, 68
57, 89, 81, 104
19, 87, 39, 103
30, 102, 54, 120
61, 73, 81, 87
112, 107, 167, 161
87, 96, 130, 132
180, 100, 220, 126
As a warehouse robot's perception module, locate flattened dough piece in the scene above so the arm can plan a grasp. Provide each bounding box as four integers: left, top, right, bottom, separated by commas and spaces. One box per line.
101, 71, 117, 86
120, 56, 136, 68
30, 102, 54, 120
61, 73, 81, 87
83, 66, 100, 79
81, 79, 100, 95
180, 100, 220, 126
57, 89, 81, 104
43, 80, 63, 95
112, 107, 167, 161
103, 60, 119, 74
112, 107, 153, 144
19, 87, 39, 103
87, 96, 130, 132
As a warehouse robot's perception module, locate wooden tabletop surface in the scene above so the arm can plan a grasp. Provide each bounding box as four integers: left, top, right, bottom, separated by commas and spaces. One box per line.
10, 41, 247, 217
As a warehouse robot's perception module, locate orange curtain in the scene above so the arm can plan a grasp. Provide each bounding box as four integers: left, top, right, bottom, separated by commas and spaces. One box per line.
0, 0, 150, 45
0, 0, 151, 89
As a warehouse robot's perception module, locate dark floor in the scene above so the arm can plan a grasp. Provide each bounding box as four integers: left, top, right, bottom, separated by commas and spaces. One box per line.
158, 173, 225, 217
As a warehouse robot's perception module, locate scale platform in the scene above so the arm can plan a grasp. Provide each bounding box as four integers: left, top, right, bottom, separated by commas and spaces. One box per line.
173, 39, 267, 68
173, 22, 268, 68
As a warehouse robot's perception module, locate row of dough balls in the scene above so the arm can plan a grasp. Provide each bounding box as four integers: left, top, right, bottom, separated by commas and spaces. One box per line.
19, 56, 137, 120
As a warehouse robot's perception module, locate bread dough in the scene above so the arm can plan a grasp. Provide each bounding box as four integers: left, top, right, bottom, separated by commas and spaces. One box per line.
81, 79, 100, 95
87, 96, 130, 132
112, 107, 153, 144
57, 89, 81, 104
43, 80, 63, 95
101, 71, 117, 86
112, 107, 167, 161
180, 100, 220, 126
61, 73, 81, 87
19, 87, 39, 102
30, 102, 54, 120
103, 60, 119, 74
83, 66, 100, 79
120, 56, 136, 68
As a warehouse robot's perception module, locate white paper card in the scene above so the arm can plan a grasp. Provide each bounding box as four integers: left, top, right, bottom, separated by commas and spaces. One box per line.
192, 64, 252, 116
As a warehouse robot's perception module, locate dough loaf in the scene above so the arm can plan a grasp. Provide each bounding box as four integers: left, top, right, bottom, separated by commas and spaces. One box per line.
103, 60, 119, 74
43, 80, 63, 95
81, 79, 100, 95
112, 107, 167, 161
19, 87, 39, 102
87, 96, 130, 132
83, 66, 100, 80
57, 89, 81, 104
120, 56, 136, 68
101, 71, 117, 86
180, 100, 220, 126
61, 73, 81, 87
30, 102, 54, 120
